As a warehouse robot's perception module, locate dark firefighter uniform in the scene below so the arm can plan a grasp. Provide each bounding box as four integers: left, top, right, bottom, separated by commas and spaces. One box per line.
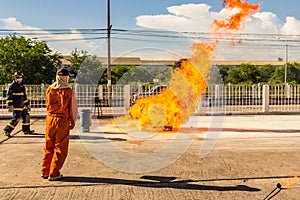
2, 72, 33, 137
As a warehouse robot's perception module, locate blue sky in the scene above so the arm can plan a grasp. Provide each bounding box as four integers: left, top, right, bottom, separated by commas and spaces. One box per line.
0, 0, 300, 61
1, 0, 299, 29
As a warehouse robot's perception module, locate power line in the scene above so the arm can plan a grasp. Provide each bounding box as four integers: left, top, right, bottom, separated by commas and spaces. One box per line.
1, 28, 300, 46
1, 28, 300, 37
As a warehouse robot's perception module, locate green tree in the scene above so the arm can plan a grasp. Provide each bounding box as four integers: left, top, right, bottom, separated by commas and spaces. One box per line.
239, 64, 260, 84
257, 64, 275, 83
225, 64, 260, 84
67, 50, 88, 79
76, 55, 105, 84
0, 34, 62, 84
292, 62, 300, 84
284, 62, 300, 84
225, 66, 243, 84
111, 65, 135, 84
115, 66, 154, 85
269, 66, 284, 84
150, 68, 171, 84
217, 65, 230, 83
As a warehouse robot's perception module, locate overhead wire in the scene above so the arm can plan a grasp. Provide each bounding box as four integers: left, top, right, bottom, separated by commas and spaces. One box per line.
0, 28, 299, 52
1, 28, 300, 38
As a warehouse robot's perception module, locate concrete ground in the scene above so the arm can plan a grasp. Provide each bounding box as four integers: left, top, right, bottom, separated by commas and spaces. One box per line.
0, 114, 300, 200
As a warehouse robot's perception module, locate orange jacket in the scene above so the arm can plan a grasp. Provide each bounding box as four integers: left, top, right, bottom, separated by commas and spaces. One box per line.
46, 87, 78, 125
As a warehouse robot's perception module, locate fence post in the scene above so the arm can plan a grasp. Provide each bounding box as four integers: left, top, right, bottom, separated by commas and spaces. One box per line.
285, 84, 291, 99
215, 85, 220, 106
98, 85, 103, 99
74, 83, 79, 106
41, 83, 45, 99
228, 83, 231, 100
138, 84, 143, 95
252, 84, 257, 98
124, 85, 131, 110
262, 85, 269, 113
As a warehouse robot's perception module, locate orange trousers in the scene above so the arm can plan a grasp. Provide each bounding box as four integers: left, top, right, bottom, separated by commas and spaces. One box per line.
41, 115, 70, 177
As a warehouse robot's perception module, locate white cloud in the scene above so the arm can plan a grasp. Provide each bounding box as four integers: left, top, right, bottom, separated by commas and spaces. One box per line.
136, 4, 214, 32
0, 17, 97, 55
167, 3, 211, 18
136, 3, 300, 34
136, 3, 300, 61
47, 29, 96, 55
243, 12, 282, 33
280, 17, 300, 35
0, 17, 33, 29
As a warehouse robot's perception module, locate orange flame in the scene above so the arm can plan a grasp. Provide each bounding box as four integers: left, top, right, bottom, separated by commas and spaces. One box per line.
128, 43, 214, 131
214, 0, 260, 32
123, 1, 260, 132
280, 174, 298, 188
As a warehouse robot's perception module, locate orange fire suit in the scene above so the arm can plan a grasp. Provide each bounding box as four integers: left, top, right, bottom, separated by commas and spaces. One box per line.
41, 87, 78, 178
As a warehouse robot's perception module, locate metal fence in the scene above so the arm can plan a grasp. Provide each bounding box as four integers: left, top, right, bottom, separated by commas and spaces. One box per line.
0, 84, 300, 118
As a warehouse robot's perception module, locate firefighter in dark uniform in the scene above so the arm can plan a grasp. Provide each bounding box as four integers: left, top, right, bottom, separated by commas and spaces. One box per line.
2, 71, 34, 137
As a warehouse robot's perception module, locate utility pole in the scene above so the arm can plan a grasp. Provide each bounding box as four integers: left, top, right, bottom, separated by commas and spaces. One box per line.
277, 37, 288, 85
107, 0, 112, 105
284, 43, 288, 85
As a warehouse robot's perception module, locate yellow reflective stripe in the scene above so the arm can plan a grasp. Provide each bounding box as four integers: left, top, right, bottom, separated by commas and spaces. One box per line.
6, 100, 13, 103
12, 92, 24, 95
8, 107, 28, 110
7, 123, 15, 128
24, 100, 29, 103
22, 123, 30, 126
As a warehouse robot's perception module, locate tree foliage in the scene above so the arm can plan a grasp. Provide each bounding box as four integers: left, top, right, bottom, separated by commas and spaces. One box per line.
1, 35, 300, 86
70, 53, 172, 85
218, 62, 300, 84
116, 66, 154, 84
76, 55, 105, 84
67, 50, 88, 79
0, 34, 62, 84
257, 64, 275, 83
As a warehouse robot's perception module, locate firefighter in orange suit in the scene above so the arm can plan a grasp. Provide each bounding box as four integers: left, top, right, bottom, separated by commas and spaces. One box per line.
41, 68, 78, 181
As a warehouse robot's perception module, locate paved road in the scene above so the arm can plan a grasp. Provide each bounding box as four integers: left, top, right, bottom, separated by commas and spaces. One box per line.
0, 115, 300, 200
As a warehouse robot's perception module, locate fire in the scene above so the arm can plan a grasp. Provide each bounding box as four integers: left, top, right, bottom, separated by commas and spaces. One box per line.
280, 174, 298, 188
129, 89, 181, 131
123, 0, 260, 132
214, 0, 260, 32
128, 44, 213, 131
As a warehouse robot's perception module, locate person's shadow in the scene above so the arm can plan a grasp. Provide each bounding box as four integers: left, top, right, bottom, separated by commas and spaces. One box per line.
58, 175, 261, 192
